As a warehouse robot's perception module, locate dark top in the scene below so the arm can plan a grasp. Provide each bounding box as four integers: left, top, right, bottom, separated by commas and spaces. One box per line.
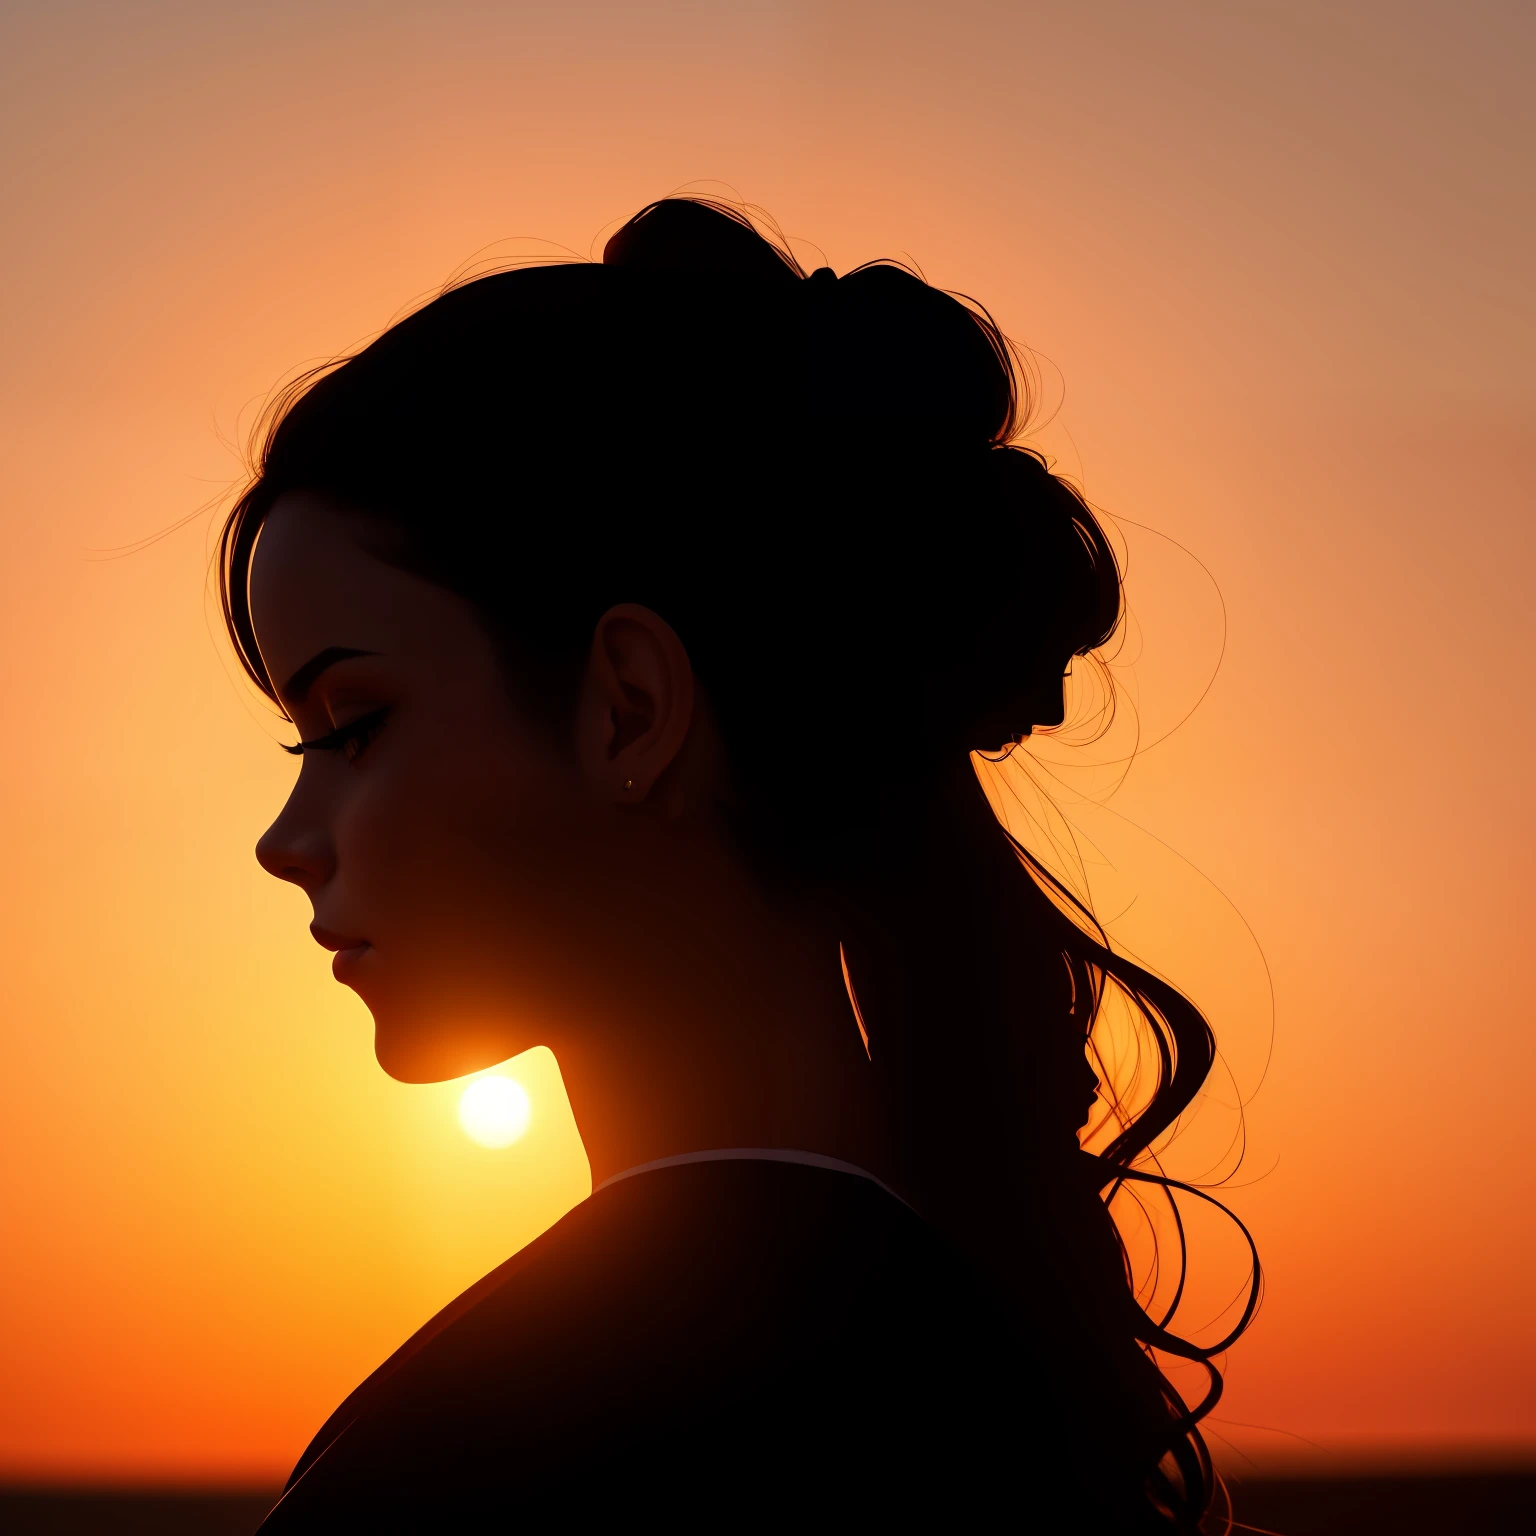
257, 1156, 1108, 1531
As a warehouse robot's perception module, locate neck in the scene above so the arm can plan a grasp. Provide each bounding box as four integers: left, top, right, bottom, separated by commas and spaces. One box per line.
553, 875, 898, 1193
547, 776, 1039, 1284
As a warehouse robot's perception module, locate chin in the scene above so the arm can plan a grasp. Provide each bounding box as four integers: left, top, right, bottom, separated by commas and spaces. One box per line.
374, 1035, 453, 1084
372, 1006, 531, 1085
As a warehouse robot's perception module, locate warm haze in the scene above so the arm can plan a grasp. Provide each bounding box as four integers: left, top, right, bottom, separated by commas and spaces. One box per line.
0, 0, 1531, 1484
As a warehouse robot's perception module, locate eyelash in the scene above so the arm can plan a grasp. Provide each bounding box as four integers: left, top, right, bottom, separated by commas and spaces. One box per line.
284, 706, 392, 763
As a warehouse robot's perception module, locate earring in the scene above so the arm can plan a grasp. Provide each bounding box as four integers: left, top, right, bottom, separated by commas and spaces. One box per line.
623, 778, 634, 793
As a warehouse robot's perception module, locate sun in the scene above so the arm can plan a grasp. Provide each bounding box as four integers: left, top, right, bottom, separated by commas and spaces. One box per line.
457, 1075, 532, 1149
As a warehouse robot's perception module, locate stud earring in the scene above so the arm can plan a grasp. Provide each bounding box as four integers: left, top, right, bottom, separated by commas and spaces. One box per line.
623, 779, 634, 793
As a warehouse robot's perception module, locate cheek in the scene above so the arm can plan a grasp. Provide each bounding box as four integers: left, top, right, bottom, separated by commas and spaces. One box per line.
336, 728, 599, 981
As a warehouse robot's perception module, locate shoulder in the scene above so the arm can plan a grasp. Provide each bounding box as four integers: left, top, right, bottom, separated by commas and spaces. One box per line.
261, 1159, 1058, 1529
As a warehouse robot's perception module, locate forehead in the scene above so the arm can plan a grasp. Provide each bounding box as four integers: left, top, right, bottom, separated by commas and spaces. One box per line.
248, 493, 486, 701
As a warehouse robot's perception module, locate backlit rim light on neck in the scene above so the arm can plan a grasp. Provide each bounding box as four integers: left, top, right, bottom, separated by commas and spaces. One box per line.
457, 1075, 532, 1148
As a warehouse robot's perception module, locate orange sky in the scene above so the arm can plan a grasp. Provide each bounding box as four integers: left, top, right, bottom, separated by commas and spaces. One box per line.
1, 0, 1531, 1484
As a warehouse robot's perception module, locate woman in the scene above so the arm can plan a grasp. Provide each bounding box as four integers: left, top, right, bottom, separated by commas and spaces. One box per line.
225, 197, 1253, 1532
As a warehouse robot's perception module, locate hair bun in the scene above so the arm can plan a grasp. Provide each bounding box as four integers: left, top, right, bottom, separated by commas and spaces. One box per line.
603, 199, 1011, 439
800, 263, 1010, 437
603, 198, 802, 285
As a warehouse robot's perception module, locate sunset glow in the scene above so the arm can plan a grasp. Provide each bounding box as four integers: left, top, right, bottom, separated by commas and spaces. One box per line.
0, 0, 1530, 1492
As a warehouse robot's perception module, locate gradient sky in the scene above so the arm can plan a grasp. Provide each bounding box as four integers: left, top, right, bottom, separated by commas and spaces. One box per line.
1, 0, 1531, 1483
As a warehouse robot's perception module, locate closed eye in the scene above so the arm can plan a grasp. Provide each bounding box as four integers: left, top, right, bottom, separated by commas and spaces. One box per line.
283, 706, 392, 763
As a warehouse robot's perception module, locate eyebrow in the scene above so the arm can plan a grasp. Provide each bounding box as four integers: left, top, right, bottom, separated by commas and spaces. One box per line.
281, 647, 378, 703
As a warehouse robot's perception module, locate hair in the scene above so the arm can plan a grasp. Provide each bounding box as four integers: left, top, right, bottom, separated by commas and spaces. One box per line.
219, 197, 1257, 1531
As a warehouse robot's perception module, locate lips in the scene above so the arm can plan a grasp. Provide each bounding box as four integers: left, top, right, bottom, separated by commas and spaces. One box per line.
310, 924, 372, 984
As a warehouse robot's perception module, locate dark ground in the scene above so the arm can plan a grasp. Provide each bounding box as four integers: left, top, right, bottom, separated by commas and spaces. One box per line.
0, 1473, 1531, 1533
1220, 1472, 1535, 1534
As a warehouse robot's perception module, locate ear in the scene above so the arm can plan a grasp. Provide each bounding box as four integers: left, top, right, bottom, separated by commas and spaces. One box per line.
576, 604, 696, 803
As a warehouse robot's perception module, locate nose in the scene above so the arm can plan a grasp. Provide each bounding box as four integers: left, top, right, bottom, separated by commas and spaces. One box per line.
255, 782, 336, 891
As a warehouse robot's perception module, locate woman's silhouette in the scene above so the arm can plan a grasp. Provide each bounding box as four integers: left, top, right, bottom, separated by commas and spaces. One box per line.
223, 198, 1254, 1532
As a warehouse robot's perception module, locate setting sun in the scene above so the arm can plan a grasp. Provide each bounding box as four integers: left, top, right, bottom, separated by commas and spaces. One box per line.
457, 1076, 532, 1149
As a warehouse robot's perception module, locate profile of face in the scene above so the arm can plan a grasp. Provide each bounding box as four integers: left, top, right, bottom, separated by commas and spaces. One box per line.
250, 488, 1081, 1094
249, 492, 702, 1084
